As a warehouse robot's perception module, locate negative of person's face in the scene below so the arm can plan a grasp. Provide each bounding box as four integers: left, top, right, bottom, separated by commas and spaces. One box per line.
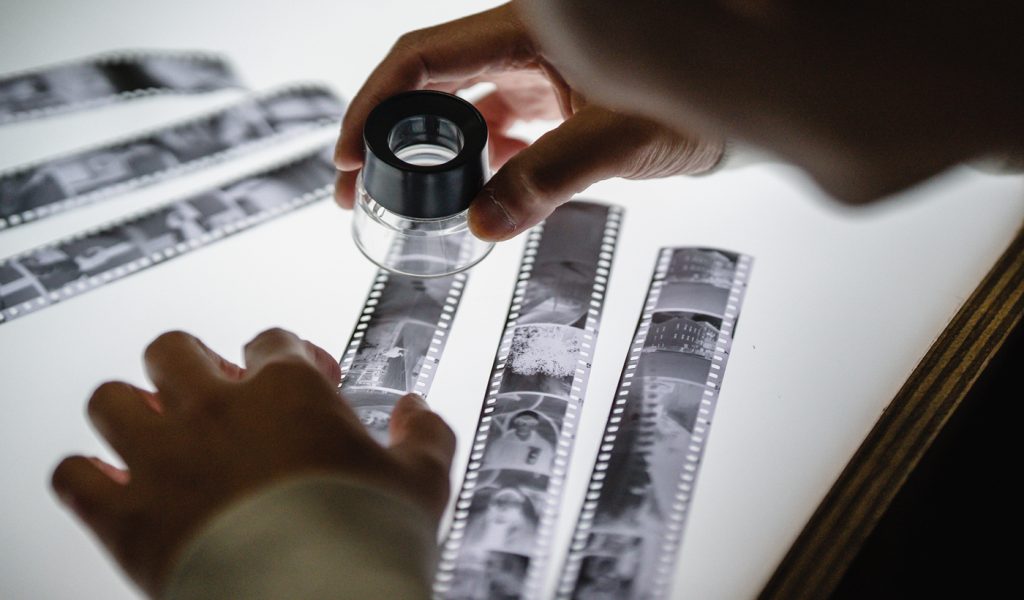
357, 408, 390, 430
488, 488, 527, 525
510, 414, 540, 439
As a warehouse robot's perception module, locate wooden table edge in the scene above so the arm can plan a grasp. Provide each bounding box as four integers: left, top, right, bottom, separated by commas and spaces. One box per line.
758, 225, 1024, 600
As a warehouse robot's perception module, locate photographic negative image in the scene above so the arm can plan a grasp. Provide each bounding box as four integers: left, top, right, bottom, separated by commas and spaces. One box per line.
594, 377, 703, 534
130, 55, 239, 92
342, 274, 453, 394
59, 231, 143, 279
517, 202, 609, 328
0, 141, 180, 220
559, 247, 751, 599
446, 550, 530, 600
572, 533, 644, 600
498, 324, 583, 398
0, 87, 341, 228
151, 102, 273, 162
0, 263, 42, 309
592, 449, 662, 533
436, 202, 621, 599
654, 248, 738, 317
459, 469, 548, 559
121, 205, 196, 255
258, 87, 344, 131
228, 150, 336, 215
666, 248, 738, 287
482, 393, 567, 473
640, 311, 723, 384
337, 241, 467, 444
16, 229, 142, 293
1, 149, 337, 325
0, 52, 240, 123
0, 64, 115, 116
342, 388, 405, 445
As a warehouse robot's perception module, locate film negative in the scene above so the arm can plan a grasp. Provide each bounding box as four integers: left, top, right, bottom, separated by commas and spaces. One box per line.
433, 201, 623, 600
0, 147, 336, 326
337, 236, 471, 445
0, 85, 343, 230
0, 50, 241, 125
558, 247, 752, 600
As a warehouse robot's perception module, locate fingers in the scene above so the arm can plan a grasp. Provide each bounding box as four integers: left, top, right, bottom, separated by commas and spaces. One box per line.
303, 339, 342, 387
333, 169, 359, 209
468, 106, 725, 241
334, 4, 537, 171
87, 382, 162, 466
144, 331, 229, 410
52, 455, 124, 534
388, 394, 456, 472
243, 328, 340, 386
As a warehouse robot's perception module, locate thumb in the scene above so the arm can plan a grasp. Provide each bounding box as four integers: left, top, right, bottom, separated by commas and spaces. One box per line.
387, 393, 456, 517
468, 105, 724, 241
388, 393, 456, 472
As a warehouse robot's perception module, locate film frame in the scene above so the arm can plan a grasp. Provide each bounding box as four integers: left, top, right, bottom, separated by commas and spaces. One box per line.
432, 201, 623, 600
0, 84, 343, 230
558, 247, 753, 600
0, 146, 337, 326
337, 236, 473, 445
0, 49, 242, 125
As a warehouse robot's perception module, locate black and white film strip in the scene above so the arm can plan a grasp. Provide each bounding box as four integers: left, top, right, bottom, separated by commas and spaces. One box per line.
337, 236, 471, 445
433, 201, 623, 600
0, 50, 242, 125
0, 147, 337, 326
558, 247, 752, 600
0, 85, 343, 230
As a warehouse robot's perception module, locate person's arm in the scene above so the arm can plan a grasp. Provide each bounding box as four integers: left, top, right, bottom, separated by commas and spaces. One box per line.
163, 475, 436, 600
51, 328, 454, 598
519, 0, 1024, 203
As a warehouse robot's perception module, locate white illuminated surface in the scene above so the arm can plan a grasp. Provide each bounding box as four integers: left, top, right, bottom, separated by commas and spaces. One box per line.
0, 1, 1021, 598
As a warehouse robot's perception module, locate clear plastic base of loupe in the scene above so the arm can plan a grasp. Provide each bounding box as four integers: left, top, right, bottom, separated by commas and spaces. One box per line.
352, 145, 493, 278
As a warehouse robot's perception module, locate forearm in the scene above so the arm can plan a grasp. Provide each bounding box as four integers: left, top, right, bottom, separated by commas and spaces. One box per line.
519, 0, 1024, 201
163, 475, 438, 600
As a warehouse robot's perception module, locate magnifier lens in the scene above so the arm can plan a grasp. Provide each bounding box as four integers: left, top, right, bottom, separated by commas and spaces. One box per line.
352, 92, 493, 278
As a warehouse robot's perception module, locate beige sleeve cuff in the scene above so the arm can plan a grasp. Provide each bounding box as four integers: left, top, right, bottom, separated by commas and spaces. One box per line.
162, 475, 437, 600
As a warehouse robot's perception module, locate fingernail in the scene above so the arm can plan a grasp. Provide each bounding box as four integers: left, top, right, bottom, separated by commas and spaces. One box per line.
469, 187, 517, 241
403, 393, 427, 408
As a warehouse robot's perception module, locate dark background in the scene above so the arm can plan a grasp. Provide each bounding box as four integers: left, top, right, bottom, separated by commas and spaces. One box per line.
831, 321, 1020, 598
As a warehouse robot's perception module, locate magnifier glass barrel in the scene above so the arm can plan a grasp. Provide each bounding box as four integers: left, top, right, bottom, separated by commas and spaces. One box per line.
352, 91, 494, 278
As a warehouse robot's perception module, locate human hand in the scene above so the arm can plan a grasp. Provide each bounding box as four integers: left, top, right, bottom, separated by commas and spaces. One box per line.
334, 2, 725, 241
51, 328, 455, 597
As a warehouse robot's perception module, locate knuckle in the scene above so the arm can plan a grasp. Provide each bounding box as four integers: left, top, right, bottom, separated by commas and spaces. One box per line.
410, 411, 456, 450
254, 358, 325, 389
87, 381, 125, 419
51, 455, 84, 491
246, 327, 295, 350
144, 330, 193, 362
392, 30, 424, 53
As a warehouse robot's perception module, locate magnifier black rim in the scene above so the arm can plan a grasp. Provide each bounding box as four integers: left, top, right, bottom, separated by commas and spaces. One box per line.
363, 90, 487, 172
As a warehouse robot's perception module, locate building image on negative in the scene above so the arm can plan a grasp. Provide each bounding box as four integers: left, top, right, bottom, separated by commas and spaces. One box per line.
645, 314, 719, 359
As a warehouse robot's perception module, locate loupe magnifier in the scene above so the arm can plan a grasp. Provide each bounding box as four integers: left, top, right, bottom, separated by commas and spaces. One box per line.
352, 91, 493, 278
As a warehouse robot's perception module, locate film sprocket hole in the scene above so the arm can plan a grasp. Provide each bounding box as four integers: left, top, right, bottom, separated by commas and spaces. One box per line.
352, 91, 493, 278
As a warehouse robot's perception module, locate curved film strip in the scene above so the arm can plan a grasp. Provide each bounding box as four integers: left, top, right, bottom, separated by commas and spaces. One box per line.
0, 85, 343, 230
433, 201, 623, 600
558, 247, 752, 600
0, 50, 242, 125
338, 236, 471, 445
0, 147, 336, 326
